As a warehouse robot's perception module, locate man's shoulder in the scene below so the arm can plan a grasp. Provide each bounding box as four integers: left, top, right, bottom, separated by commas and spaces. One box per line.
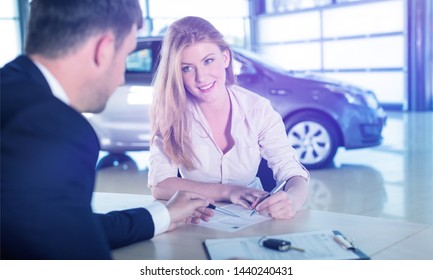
0, 56, 79, 131
1, 55, 51, 106
1, 55, 41, 81
1, 72, 55, 130
1, 79, 95, 146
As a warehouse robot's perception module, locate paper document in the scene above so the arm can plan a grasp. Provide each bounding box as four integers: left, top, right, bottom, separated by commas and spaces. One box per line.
197, 204, 271, 232
204, 229, 369, 260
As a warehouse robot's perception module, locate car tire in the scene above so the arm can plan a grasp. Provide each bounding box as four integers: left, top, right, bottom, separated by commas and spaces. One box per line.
284, 111, 339, 169
96, 153, 137, 170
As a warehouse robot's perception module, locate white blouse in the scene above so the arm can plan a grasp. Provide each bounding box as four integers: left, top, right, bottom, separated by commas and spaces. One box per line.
148, 85, 309, 190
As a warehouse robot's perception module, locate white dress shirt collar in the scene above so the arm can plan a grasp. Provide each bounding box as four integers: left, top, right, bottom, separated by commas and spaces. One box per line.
33, 60, 70, 105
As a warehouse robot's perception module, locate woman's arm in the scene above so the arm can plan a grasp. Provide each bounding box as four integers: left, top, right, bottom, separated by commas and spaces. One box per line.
284, 176, 309, 211
151, 177, 267, 209
251, 97, 310, 219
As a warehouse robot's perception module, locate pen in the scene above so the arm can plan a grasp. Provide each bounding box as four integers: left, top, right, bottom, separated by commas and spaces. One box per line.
250, 180, 287, 217
333, 234, 355, 250
207, 204, 241, 218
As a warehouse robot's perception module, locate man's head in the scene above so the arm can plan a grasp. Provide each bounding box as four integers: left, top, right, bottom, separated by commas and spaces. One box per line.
25, 0, 143, 113
25, 0, 143, 58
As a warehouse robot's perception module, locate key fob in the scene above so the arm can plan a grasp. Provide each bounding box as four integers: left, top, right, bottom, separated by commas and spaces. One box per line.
262, 238, 291, 251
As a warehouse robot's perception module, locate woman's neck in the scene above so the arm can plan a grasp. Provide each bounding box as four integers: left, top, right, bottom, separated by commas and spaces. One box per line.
198, 87, 230, 115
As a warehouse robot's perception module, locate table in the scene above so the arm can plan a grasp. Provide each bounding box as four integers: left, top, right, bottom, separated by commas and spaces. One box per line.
92, 192, 433, 260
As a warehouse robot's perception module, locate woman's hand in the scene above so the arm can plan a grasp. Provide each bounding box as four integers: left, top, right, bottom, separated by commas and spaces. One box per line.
253, 176, 308, 219
253, 191, 298, 219
227, 186, 268, 209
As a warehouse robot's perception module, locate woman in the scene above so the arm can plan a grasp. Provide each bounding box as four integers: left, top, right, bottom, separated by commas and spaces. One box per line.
149, 16, 309, 219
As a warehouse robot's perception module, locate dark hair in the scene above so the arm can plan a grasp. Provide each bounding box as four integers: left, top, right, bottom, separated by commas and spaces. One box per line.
25, 0, 143, 58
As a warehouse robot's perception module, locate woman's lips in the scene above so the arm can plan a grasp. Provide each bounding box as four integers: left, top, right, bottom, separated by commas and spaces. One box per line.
198, 81, 215, 93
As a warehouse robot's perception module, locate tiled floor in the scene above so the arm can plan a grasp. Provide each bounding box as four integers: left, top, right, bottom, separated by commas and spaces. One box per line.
95, 111, 433, 225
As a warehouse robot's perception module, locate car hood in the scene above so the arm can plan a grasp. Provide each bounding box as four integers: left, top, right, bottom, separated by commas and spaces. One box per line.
234, 47, 371, 95
288, 71, 372, 95
294, 72, 365, 90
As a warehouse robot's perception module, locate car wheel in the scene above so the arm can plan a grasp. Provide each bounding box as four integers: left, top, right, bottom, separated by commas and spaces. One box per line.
285, 112, 339, 169
96, 153, 137, 170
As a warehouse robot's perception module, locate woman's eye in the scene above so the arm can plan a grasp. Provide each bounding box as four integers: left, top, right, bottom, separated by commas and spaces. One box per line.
204, 58, 214, 65
182, 66, 193, 72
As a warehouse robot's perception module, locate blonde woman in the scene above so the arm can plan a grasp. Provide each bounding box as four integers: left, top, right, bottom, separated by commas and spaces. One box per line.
149, 16, 309, 219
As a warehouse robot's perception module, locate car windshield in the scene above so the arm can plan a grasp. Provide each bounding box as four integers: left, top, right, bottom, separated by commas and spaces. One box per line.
233, 47, 293, 74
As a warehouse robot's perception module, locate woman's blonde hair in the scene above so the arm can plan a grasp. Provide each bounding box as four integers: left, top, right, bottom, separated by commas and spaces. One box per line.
151, 16, 235, 170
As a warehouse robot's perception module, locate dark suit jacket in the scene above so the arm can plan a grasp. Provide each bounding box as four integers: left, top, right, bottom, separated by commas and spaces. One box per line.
1, 56, 155, 259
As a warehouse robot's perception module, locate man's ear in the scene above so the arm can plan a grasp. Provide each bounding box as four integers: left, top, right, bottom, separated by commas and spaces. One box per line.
93, 33, 115, 67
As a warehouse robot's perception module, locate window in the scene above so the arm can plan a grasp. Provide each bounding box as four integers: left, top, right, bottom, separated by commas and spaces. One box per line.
126, 49, 153, 73
0, 0, 21, 66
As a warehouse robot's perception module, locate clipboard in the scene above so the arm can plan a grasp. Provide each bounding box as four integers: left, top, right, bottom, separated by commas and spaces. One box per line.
204, 229, 370, 260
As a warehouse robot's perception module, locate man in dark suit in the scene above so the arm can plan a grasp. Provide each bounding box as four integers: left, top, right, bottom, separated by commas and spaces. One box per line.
0, 0, 213, 260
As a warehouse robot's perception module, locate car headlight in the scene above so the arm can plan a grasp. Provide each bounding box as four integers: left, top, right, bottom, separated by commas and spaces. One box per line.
343, 91, 379, 109
343, 92, 364, 106
325, 85, 364, 106
363, 91, 380, 109
325, 85, 379, 109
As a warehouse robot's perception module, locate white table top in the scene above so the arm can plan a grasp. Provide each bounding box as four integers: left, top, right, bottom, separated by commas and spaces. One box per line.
92, 192, 433, 260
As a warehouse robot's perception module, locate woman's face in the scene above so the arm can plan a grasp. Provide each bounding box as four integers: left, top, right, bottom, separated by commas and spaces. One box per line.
180, 41, 230, 103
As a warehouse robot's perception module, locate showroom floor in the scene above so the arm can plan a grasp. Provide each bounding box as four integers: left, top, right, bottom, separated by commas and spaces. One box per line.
95, 111, 433, 225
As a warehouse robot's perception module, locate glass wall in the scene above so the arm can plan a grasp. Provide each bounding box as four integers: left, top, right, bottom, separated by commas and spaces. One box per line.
254, 0, 405, 106
1, 0, 250, 66
0, 0, 21, 67
145, 0, 250, 47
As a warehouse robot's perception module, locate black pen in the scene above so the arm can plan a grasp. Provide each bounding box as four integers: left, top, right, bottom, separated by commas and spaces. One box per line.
207, 204, 240, 218
250, 180, 287, 216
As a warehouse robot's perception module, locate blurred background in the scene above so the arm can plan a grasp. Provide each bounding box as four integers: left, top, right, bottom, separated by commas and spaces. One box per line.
2, 0, 432, 225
